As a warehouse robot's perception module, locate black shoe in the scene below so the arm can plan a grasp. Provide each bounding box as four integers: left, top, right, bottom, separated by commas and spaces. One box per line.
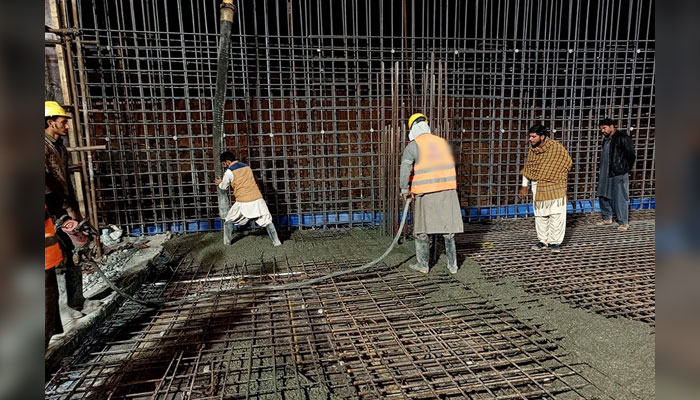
530, 242, 547, 250
549, 244, 561, 253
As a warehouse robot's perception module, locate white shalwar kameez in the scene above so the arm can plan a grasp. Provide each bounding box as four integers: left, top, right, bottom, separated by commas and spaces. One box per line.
218, 169, 273, 227
523, 176, 566, 245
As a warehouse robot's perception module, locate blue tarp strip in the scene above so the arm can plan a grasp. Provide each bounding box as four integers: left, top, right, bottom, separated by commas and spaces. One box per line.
129, 197, 655, 236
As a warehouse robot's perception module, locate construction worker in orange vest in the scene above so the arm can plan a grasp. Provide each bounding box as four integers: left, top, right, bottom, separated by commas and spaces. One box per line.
215, 151, 282, 246
45, 205, 64, 350
400, 113, 463, 274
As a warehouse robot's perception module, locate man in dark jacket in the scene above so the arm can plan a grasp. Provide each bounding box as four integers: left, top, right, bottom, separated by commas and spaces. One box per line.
597, 118, 636, 231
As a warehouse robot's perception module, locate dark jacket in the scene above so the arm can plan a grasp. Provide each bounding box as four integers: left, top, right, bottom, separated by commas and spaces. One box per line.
45, 134, 77, 216
607, 130, 636, 177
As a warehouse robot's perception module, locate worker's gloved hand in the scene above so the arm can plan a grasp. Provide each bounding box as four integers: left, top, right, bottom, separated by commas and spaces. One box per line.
517, 186, 528, 201
214, 178, 222, 185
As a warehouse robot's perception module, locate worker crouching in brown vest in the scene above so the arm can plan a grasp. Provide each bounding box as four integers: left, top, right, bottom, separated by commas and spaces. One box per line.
214, 151, 281, 246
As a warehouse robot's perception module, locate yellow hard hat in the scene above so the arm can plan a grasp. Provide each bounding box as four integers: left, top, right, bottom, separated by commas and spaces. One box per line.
408, 113, 427, 129
45, 101, 71, 118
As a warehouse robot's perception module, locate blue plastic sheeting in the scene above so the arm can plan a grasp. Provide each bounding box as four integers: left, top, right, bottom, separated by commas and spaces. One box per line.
464, 197, 655, 221
128, 198, 655, 236
130, 212, 382, 236
278, 211, 383, 227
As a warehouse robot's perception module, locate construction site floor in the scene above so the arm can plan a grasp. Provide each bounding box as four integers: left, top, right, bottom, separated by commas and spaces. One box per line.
45, 210, 655, 399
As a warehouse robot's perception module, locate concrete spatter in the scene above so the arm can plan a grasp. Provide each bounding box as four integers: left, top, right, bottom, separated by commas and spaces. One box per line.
164, 228, 654, 400
163, 228, 417, 272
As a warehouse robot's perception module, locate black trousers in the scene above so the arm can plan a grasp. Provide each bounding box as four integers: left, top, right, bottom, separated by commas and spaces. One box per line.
53, 211, 85, 309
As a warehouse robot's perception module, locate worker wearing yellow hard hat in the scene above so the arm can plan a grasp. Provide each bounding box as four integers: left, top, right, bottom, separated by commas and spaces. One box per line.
400, 112, 463, 275
45, 101, 72, 118
407, 113, 428, 130
45, 101, 73, 146
45, 101, 90, 321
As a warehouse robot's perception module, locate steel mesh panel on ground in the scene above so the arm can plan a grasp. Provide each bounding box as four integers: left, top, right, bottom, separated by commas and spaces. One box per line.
46, 257, 591, 399
58, 0, 654, 231
456, 210, 656, 325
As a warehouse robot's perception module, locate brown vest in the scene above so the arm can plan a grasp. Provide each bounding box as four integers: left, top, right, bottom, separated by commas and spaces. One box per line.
229, 163, 263, 203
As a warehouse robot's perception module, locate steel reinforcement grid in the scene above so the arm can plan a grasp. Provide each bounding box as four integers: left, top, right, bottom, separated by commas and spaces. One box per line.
57, 0, 654, 233
46, 257, 595, 399
455, 209, 656, 325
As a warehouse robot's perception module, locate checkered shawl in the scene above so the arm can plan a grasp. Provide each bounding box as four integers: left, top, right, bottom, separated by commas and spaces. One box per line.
521, 138, 572, 204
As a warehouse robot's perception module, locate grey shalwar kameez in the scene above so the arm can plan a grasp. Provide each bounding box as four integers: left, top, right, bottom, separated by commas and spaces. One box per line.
399, 123, 463, 274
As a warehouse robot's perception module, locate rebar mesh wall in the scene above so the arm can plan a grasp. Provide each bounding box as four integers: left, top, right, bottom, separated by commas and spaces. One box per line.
67, 0, 655, 233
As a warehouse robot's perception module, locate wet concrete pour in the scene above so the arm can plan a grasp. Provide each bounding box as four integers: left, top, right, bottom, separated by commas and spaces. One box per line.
46, 217, 654, 399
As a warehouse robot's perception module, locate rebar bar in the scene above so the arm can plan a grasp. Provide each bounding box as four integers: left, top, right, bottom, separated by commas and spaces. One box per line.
62, 0, 653, 233
46, 256, 593, 399
455, 209, 656, 325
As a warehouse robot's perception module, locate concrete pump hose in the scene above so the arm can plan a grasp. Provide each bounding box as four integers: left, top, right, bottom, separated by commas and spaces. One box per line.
87, 260, 161, 308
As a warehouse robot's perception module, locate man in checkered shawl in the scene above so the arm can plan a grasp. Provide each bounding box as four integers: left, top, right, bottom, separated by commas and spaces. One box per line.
518, 125, 572, 253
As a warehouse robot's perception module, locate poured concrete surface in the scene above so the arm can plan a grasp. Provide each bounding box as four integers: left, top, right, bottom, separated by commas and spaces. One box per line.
159, 223, 654, 399
46, 221, 654, 399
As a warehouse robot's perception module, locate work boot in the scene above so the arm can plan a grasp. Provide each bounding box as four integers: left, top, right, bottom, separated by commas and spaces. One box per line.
79, 299, 103, 312
408, 238, 430, 274
60, 304, 84, 320
444, 235, 458, 274
223, 221, 235, 245
48, 333, 66, 348
265, 224, 282, 246
63, 260, 86, 310
218, 189, 234, 245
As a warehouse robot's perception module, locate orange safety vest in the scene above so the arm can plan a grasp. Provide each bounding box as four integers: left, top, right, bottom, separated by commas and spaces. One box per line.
409, 133, 457, 195
228, 162, 263, 203
45, 206, 63, 270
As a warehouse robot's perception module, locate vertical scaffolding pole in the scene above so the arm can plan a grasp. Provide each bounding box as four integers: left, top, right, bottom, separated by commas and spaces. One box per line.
47, 0, 87, 220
